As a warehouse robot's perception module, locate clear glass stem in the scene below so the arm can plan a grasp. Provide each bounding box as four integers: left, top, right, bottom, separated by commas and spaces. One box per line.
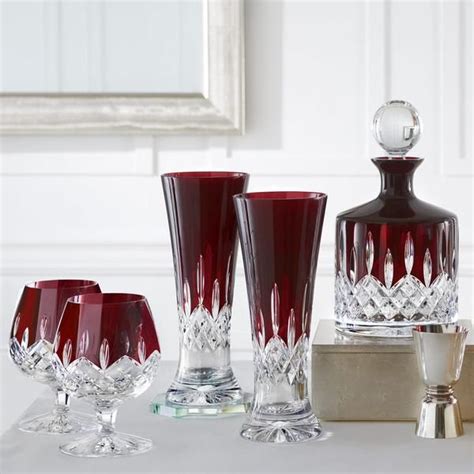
253, 377, 309, 408
166, 342, 243, 407
178, 343, 230, 374
96, 406, 118, 437
53, 387, 70, 417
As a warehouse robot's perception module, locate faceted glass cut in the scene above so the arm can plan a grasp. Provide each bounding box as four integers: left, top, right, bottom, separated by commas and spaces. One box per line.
235, 191, 327, 443
161, 172, 249, 411
9, 279, 101, 434
53, 293, 161, 457
335, 157, 458, 337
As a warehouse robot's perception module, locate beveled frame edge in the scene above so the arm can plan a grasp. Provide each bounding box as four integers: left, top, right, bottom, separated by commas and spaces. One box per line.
0, 0, 244, 135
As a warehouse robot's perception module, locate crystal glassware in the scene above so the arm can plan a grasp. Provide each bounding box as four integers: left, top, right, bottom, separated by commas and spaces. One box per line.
335, 101, 458, 337
52, 293, 161, 457
413, 324, 468, 439
9, 279, 100, 434
234, 191, 327, 443
159, 171, 248, 413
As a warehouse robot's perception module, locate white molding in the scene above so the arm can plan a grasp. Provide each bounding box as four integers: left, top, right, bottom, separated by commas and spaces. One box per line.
0, 135, 156, 176
157, 148, 473, 177
0, 0, 244, 135
0, 243, 333, 277
440, 0, 472, 176
1, 243, 473, 278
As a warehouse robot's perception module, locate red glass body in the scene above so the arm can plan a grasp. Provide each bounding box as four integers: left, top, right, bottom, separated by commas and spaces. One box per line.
55, 293, 160, 368
161, 172, 249, 313
336, 158, 458, 285
234, 192, 327, 344
11, 280, 101, 346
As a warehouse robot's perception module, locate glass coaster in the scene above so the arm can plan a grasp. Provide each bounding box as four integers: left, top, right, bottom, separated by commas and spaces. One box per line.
150, 393, 251, 418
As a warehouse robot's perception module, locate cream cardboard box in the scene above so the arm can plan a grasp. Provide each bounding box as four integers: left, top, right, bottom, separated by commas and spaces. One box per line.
311, 319, 473, 421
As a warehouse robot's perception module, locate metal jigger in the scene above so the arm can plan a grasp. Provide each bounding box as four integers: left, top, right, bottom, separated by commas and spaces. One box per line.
413, 324, 469, 439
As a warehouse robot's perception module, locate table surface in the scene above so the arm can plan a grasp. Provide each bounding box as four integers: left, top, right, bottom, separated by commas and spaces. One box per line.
1, 362, 473, 474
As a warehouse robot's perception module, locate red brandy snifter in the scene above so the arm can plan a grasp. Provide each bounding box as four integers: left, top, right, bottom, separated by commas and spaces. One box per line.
9, 279, 100, 434
52, 293, 161, 457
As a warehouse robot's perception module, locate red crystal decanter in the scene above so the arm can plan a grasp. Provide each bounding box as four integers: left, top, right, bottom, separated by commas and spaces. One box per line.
335, 101, 458, 337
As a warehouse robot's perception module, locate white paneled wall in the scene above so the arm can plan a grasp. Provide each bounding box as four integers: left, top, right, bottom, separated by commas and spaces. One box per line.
0, 0, 472, 431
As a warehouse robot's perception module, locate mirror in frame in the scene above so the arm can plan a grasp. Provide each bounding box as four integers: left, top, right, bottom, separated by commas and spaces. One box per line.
0, 0, 244, 134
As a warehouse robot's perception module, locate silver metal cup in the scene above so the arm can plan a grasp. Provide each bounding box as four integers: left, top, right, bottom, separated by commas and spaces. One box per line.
413, 324, 469, 439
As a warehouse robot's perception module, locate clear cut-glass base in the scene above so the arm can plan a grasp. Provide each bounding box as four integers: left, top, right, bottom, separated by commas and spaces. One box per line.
60, 431, 152, 457
241, 405, 321, 443
335, 320, 416, 338
166, 368, 243, 406
18, 410, 94, 435
158, 366, 246, 416
151, 392, 250, 417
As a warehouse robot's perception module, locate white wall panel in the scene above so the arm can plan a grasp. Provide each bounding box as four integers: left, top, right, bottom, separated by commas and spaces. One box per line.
0, 136, 155, 176
282, 2, 367, 163
1, 175, 166, 244
0, 0, 472, 432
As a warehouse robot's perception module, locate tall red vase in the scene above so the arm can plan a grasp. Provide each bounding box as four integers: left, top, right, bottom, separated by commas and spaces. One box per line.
234, 191, 327, 443
161, 171, 249, 409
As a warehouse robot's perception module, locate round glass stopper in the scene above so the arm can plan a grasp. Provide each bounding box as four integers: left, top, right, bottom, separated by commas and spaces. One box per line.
372, 100, 422, 157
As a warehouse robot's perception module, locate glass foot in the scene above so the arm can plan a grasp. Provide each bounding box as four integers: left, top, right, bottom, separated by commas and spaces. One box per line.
166, 384, 243, 406
165, 370, 244, 407
60, 431, 152, 457
18, 410, 95, 435
240, 413, 322, 443
151, 392, 251, 417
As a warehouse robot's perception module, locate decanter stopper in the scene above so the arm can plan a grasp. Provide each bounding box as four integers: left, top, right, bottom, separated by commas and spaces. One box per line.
372, 100, 422, 157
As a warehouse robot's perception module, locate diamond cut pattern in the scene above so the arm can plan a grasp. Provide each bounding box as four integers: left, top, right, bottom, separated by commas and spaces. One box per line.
9, 336, 57, 385
178, 259, 232, 351
335, 271, 458, 324
255, 334, 309, 386
179, 304, 231, 351
52, 351, 160, 401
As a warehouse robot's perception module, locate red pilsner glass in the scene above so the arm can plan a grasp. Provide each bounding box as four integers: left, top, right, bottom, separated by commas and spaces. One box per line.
335, 157, 458, 337
234, 191, 327, 443
9, 279, 100, 434
161, 171, 249, 409
53, 293, 161, 457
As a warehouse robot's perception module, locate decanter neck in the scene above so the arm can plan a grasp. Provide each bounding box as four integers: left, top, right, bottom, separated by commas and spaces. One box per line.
372, 157, 423, 198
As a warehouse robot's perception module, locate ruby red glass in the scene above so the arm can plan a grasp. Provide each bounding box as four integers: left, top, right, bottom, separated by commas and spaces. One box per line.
52, 293, 161, 457
234, 191, 327, 443
54, 293, 160, 368
9, 279, 100, 434
161, 171, 249, 410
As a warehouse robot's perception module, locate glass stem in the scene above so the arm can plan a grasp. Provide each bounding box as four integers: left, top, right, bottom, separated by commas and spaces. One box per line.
96, 406, 118, 437
53, 387, 70, 416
